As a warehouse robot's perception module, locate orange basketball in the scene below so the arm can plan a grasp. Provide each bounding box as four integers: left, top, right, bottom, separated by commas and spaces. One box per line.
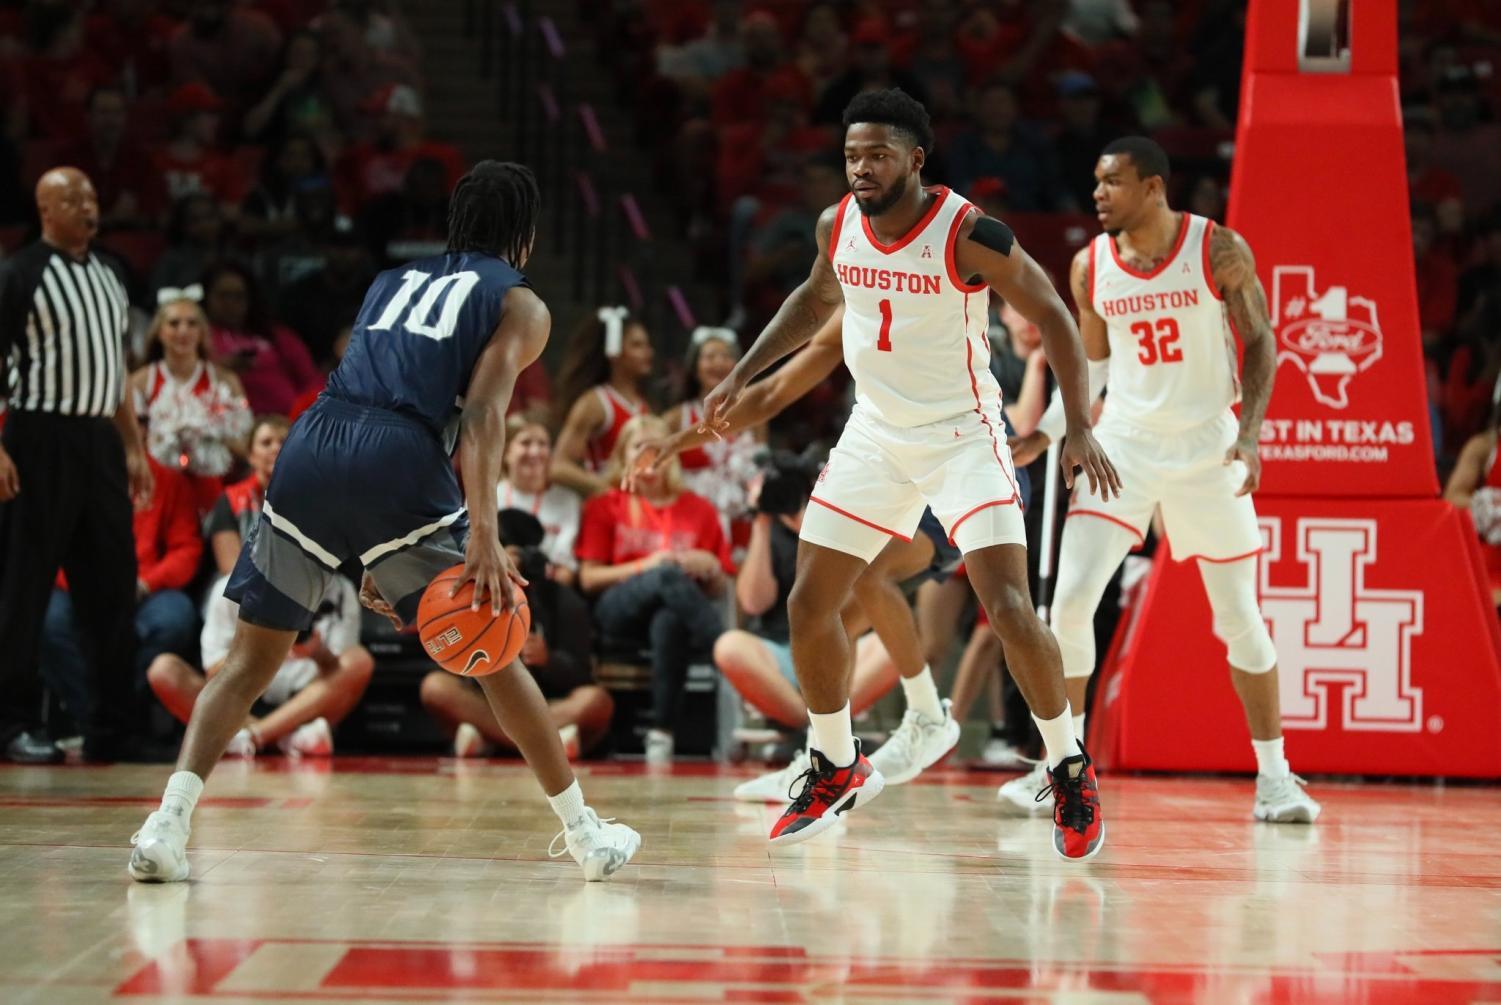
417, 565, 530, 677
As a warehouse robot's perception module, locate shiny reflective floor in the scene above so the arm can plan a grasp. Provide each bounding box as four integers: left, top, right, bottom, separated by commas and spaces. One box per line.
2, 758, 1499, 1003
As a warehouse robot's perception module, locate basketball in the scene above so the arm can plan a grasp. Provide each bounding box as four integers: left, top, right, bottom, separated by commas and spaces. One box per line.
417, 565, 530, 677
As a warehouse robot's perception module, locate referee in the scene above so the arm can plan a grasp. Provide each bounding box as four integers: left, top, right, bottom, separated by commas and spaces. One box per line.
0, 167, 153, 763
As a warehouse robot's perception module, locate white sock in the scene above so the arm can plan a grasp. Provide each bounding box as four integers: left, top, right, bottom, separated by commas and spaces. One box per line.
808, 702, 857, 766
1032, 704, 1082, 768
1073, 713, 1086, 746
548, 779, 588, 829
1252, 737, 1290, 779
900, 666, 944, 721
160, 771, 204, 822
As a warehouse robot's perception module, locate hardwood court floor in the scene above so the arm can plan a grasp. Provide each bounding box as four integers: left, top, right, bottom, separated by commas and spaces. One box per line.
1, 757, 1498, 1004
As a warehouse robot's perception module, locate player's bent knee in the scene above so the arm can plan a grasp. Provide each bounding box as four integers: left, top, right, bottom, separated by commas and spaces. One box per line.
981, 591, 1037, 641
1219, 622, 1277, 674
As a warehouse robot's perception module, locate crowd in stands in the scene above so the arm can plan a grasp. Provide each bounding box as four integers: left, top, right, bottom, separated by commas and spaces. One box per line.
6, 0, 1501, 766
586, 0, 1501, 468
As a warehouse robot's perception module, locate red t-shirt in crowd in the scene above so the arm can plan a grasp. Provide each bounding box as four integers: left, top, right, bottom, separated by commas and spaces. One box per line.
575, 488, 734, 574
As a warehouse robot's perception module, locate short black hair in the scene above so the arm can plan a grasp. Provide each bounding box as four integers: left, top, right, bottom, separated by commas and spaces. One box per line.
842, 88, 934, 153
447, 160, 540, 265
1102, 136, 1171, 184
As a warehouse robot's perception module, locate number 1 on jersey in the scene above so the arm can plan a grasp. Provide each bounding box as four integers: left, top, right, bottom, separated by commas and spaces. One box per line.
877, 298, 893, 352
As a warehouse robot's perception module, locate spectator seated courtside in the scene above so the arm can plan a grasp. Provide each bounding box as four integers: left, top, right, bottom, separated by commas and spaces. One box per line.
576, 415, 733, 764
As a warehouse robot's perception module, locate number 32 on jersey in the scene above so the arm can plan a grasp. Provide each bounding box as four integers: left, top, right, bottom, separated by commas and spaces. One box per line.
371, 269, 481, 341
1132, 317, 1182, 366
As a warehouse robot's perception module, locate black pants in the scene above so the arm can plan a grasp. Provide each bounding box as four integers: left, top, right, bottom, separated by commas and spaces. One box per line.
594, 565, 723, 730
0, 412, 138, 742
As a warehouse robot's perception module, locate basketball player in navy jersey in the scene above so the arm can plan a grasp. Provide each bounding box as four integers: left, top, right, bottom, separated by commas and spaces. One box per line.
701, 89, 1119, 860
128, 163, 641, 884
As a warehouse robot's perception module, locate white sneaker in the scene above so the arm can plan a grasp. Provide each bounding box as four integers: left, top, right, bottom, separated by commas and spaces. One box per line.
283, 717, 333, 757
644, 729, 673, 765
128, 810, 190, 883
869, 699, 961, 785
1254, 773, 1322, 823
980, 737, 1027, 769
559, 723, 581, 760
454, 722, 491, 758
733, 749, 811, 803
549, 807, 641, 881
997, 760, 1052, 817
223, 728, 256, 759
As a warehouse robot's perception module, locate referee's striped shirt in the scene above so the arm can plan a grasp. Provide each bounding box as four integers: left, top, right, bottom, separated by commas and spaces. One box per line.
0, 241, 131, 417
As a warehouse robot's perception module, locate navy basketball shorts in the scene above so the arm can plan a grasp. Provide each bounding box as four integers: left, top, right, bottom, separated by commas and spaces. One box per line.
226, 397, 470, 632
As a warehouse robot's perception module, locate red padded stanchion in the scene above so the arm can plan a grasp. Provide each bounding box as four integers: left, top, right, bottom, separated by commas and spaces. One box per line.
1093, 0, 1501, 777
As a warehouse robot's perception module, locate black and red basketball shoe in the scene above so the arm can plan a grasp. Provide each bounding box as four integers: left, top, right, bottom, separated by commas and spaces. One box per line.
1041, 750, 1105, 861
768, 741, 886, 846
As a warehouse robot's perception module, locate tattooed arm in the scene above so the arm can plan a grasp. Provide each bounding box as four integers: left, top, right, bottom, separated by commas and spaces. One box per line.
700, 204, 845, 431
1211, 224, 1276, 496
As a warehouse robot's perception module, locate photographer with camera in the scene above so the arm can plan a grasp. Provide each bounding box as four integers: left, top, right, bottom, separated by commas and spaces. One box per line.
713, 449, 905, 738
420, 510, 613, 760
144, 576, 373, 758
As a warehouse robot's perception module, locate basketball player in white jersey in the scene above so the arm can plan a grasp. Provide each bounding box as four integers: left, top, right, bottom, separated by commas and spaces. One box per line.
1002, 137, 1321, 823
700, 89, 1120, 860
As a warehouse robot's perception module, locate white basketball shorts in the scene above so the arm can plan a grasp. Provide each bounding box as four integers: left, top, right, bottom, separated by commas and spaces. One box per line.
800, 402, 1026, 563
1067, 410, 1263, 562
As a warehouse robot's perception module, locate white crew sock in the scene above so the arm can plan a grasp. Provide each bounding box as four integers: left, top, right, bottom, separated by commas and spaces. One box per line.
160, 771, 204, 822
548, 779, 588, 829
1032, 704, 1083, 768
1252, 737, 1290, 779
900, 666, 945, 721
808, 702, 857, 766
1073, 713, 1086, 746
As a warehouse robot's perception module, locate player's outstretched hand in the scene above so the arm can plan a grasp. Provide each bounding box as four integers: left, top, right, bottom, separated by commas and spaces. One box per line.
1061, 427, 1122, 500
622, 434, 679, 492
1224, 439, 1261, 497
699, 374, 744, 438
454, 532, 528, 616
360, 572, 404, 630
1007, 430, 1051, 468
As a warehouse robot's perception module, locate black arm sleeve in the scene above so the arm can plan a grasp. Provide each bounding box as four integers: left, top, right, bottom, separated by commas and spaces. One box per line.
966, 215, 1015, 257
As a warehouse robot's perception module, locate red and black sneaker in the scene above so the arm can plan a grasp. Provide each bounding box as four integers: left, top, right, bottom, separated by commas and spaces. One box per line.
1040, 750, 1105, 861
768, 740, 886, 846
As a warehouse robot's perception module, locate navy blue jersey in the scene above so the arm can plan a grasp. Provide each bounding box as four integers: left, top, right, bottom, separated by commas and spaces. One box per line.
326, 252, 527, 438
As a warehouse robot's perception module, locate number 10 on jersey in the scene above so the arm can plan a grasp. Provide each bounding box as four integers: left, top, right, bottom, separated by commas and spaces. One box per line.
371, 269, 481, 341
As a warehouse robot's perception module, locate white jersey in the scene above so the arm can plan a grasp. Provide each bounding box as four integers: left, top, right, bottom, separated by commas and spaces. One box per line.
1091, 213, 1238, 432
830, 186, 1002, 427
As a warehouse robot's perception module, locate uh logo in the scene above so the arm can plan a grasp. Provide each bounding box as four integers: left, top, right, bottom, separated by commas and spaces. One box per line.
1272, 265, 1384, 409
1258, 517, 1426, 733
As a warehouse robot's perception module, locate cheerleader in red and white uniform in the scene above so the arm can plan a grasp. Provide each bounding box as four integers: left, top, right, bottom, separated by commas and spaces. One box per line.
128, 288, 252, 516
550, 306, 654, 497
667, 326, 763, 558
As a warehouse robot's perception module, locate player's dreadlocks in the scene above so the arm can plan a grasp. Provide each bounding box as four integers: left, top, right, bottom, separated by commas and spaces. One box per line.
446, 160, 540, 265
842, 88, 934, 152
